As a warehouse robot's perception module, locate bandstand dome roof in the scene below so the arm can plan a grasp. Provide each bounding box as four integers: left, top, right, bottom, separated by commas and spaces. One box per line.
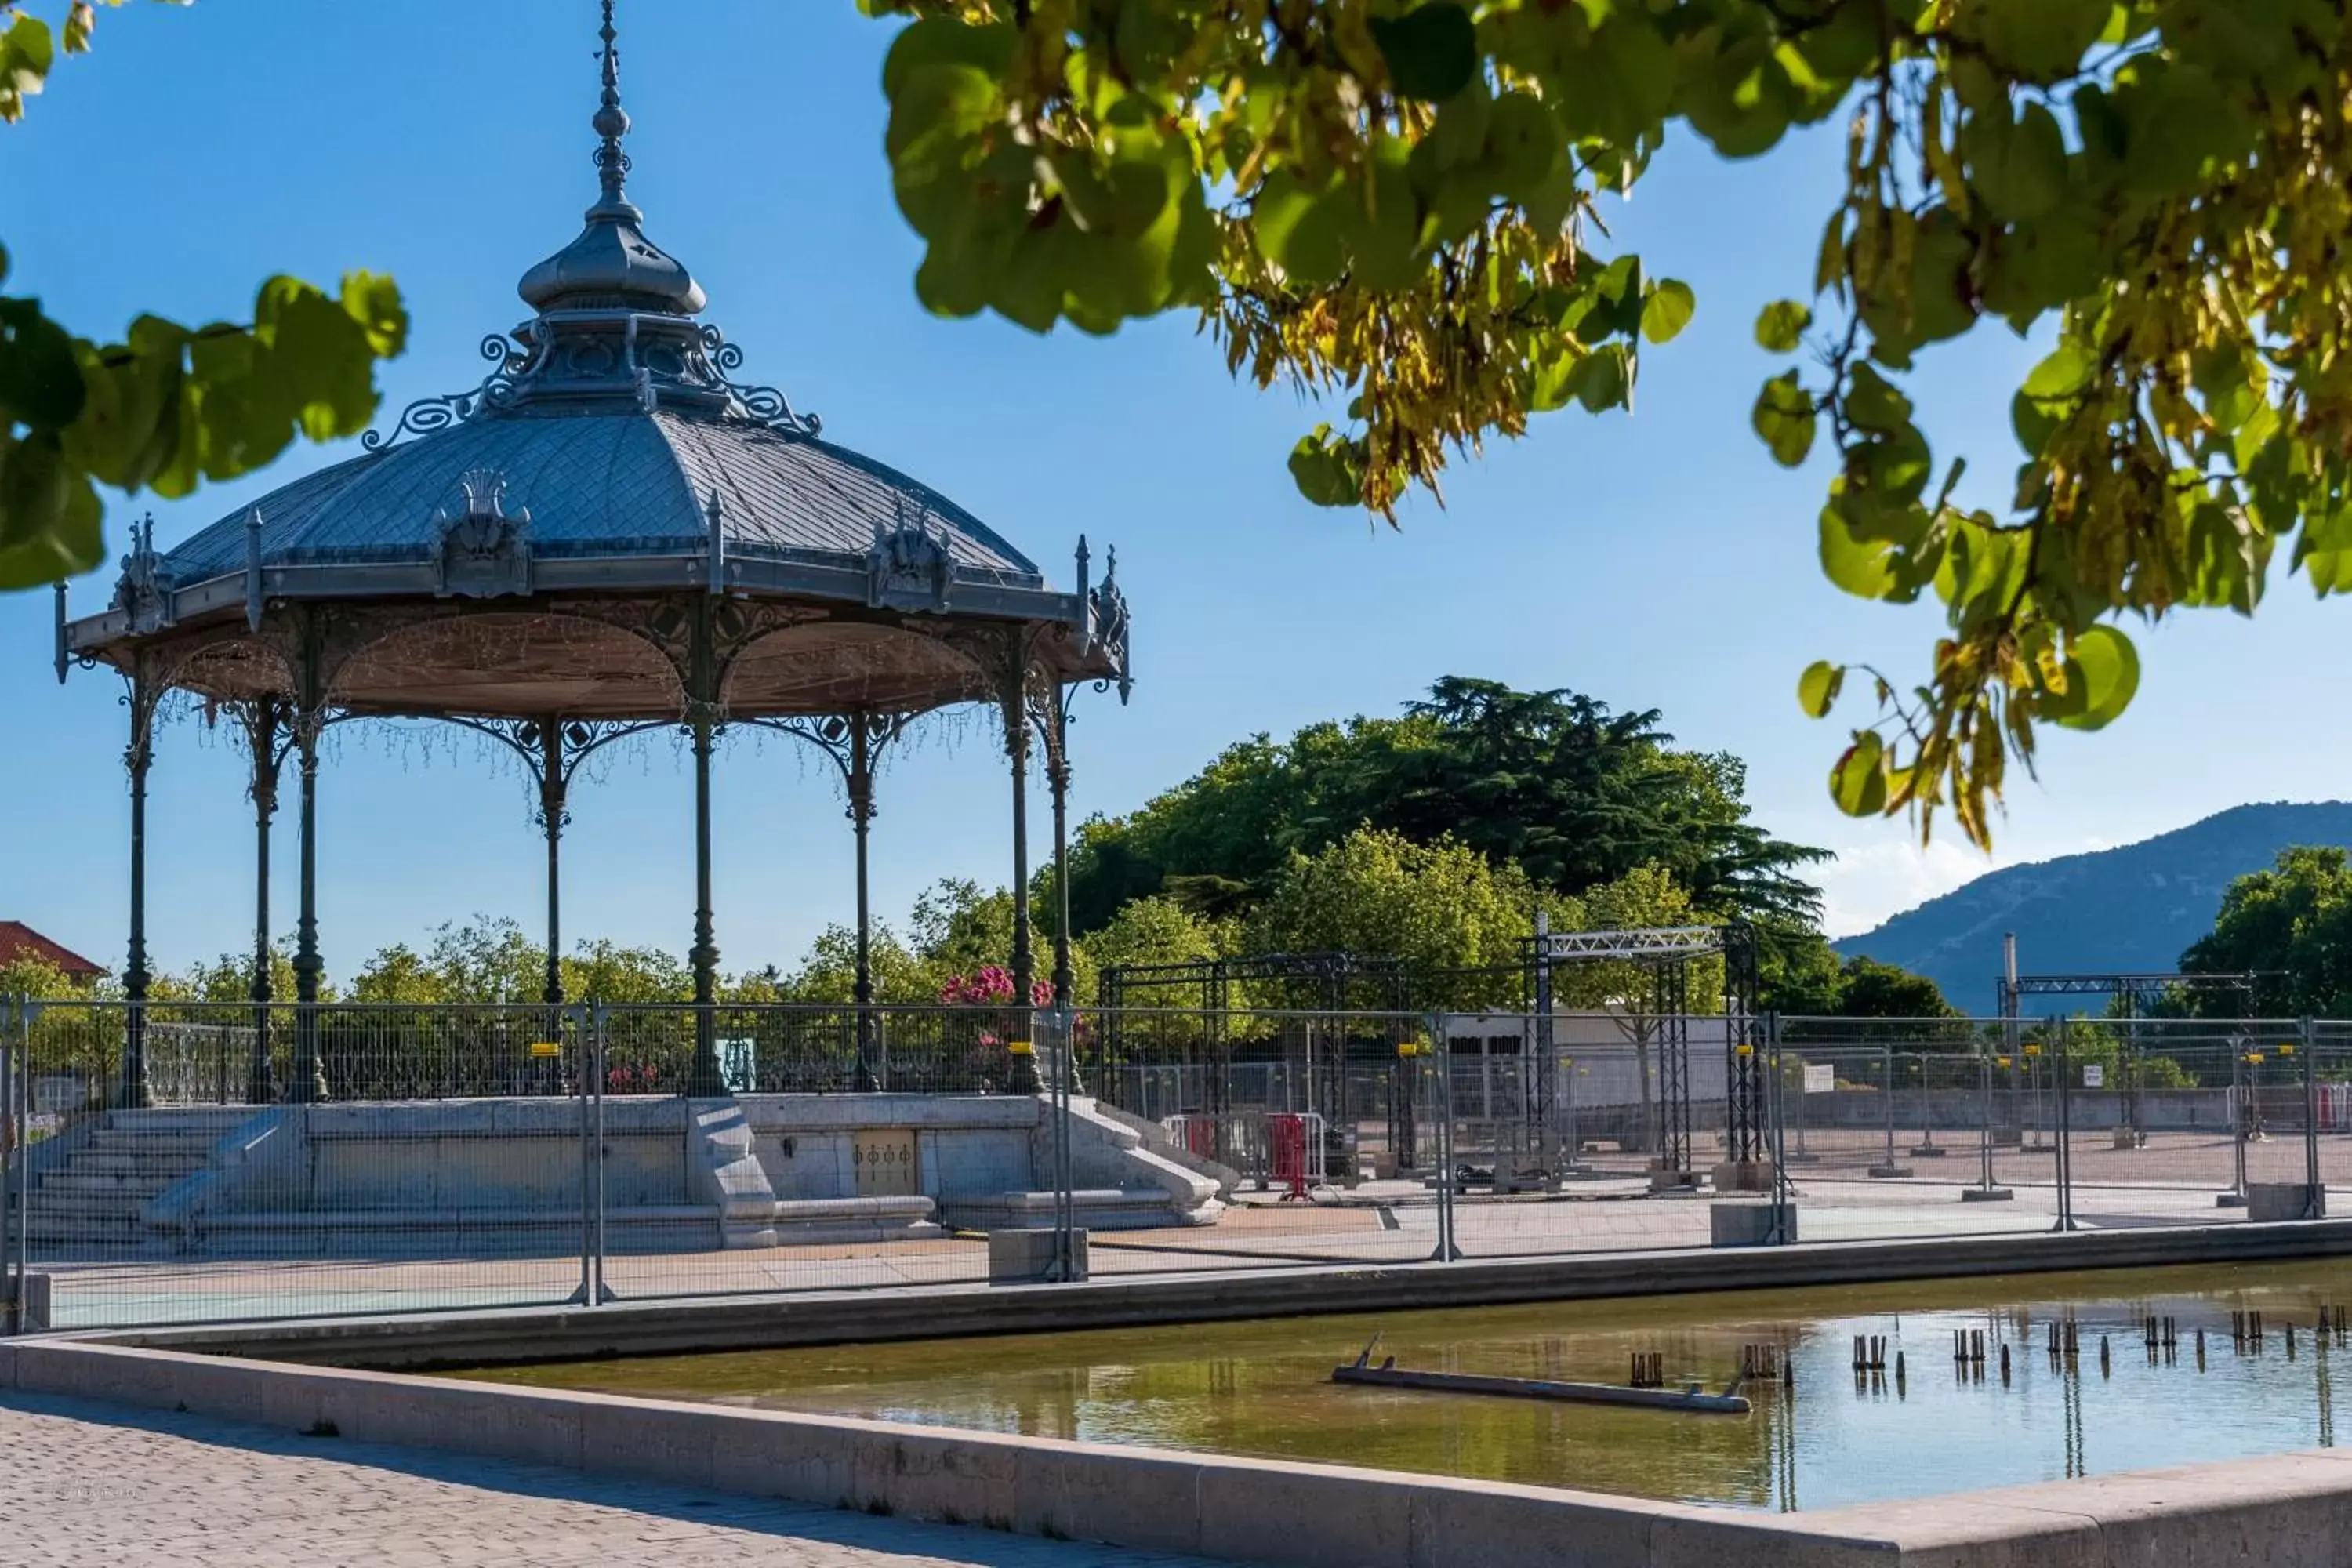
159, 408, 1043, 589
61, 6, 1128, 725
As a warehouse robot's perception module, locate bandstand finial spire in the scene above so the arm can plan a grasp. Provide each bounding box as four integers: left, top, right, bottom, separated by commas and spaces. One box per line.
590, 0, 637, 220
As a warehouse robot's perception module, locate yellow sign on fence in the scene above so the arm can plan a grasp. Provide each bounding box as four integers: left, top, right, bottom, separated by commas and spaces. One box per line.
528, 1040, 562, 1059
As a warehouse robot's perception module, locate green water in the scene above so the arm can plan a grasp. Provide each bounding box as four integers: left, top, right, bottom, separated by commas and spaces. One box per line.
461, 1261, 2352, 1511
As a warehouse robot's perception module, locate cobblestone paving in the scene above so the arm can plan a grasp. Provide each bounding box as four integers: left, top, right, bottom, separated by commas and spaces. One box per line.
0, 1394, 1231, 1568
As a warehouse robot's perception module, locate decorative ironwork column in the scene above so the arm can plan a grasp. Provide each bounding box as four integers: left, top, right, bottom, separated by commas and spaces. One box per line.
238, 699, 289, 1105
1034, 688, 1076, 1007
745, 711, 910, 1093
537, 718, 568, 1011
287, 624, 329, 1104
847, 714, 880, 1092
1029, 677, 1089, 1095
445, 715, 665, 1022
1003, 655, 1040, 1096
118, 676, 156, 1110
687, 597, 725, 1097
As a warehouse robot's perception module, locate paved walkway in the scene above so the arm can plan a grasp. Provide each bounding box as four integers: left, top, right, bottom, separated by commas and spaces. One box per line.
0, 1393, 1232, 1568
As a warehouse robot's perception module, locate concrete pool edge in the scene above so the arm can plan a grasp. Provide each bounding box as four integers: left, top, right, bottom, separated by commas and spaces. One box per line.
61, 1214, 2352, 1370
8, 1337, 2352, 1567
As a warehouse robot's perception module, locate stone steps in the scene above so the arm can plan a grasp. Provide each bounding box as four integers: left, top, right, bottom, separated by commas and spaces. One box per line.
24, 1111, 239, 1246
41, 1171, 183, 1197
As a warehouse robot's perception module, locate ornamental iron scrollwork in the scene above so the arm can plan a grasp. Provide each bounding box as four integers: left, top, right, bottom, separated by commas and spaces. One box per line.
448, 715, 669, 829
700, 325, 822, 437
363, 336, 527, 451
747, 710, 913, 825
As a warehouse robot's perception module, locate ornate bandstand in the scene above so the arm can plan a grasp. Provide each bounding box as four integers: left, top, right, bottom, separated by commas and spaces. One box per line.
55, 4, 1131, 1107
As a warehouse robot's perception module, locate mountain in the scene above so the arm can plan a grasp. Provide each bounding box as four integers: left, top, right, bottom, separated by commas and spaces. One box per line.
1833, 802, 2352, 1015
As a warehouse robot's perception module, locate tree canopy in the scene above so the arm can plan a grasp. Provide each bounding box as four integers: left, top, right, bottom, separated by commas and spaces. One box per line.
0, 2, 406, 588
863, 0, 2352, 845
1064, 675, 1827, 931
2180, 845, 2352, 1018
1759, 944, 1959, 1017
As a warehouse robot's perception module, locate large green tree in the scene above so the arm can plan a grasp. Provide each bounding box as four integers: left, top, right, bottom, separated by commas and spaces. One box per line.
0, 2, 406, 587
2180, 845, 2352, 1018
1065, 677, 1824, 931
866, 0, 2352, 844
1247, 825, 1553, 1004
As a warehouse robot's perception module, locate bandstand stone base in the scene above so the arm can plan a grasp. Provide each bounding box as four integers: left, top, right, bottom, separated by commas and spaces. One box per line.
22, 1094, 1217, 1263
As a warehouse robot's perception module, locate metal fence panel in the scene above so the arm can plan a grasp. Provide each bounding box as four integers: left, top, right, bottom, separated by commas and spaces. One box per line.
7, 999, 593, 1329
9, 996, 2352, 1335
1766, 1018, 2060, 1243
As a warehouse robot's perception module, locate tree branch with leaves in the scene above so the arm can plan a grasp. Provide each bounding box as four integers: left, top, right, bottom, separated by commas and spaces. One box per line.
864, 0, 2350, 847
0, 0, 405, 588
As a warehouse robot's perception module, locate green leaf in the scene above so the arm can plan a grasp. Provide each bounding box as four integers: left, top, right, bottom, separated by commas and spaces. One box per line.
0, 296, 87, 429
1963, 100, 2070, 222
1368, 3, 1479, 103
1819, 502, 1900, 598
255, 278, 377, 442
1754, 299, 1812, 354
1288, 426, 1361, 508
1564, 344, 1630, 413
1253, 169, 1352, 286
1830, 731, 1889, 816
1844, 363, 1912, 435
0, 429, 67, 550
1639, 280, 1695, 344
1953, 0, 2110, 81
339, 271, 409, 359
1552, 15, 1675, 146
1752, 371, 1817, 466
2049, 625, 2141, 731
1350, 147, 1425, 292
1483, 91, 1563, 202
0, 465, 99, 589
1797, 660, 1844, 719
0, 13, 56, 124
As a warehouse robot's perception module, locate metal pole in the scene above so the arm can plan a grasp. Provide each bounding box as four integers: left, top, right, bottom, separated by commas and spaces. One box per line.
1883, 1043, 1896, 1169
1047, 703, 1075, 1011
1532, 913, 1557, 1185
1434, 1008, 1458, 1261
1766, 1014, 1791, 1242
246, 701, 281, 1105
120, 683, 153, 1109
540, 719, 566, 1013
593, 1004, 609, 1301
5, 995, 21, 1336
1916, 1051, 1936, 1153
289, 702, 328, 1103
2233, 1040, 2249, 1202
1054, 1005, 1076, 1279
1000, 655, 1040, 1096
2002, 933, 2021, 1143
1979, 1050, 1996, 1195
2054, 1017, 2074, 1232
849, 716, 880, 1094
2305, 1017, 2322, 1219
576, 1003, 593, 1306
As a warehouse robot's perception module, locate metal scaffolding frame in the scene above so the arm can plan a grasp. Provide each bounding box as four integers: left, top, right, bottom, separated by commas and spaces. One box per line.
1526, 919, 1760, 1184
1998, 970, 2258, 1144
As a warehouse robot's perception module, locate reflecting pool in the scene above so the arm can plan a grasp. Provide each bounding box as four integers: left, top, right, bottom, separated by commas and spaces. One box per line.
459, 1261, 2352, 1510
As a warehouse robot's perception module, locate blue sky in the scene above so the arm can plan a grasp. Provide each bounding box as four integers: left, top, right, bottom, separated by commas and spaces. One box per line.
3, 1, 2341, 982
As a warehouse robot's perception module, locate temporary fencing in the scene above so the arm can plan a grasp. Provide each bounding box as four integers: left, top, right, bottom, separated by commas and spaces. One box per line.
5, 996, 2347, 1334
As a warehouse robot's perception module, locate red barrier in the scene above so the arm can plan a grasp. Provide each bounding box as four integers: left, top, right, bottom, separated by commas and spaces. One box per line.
1269, 1112, 1311, 1202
